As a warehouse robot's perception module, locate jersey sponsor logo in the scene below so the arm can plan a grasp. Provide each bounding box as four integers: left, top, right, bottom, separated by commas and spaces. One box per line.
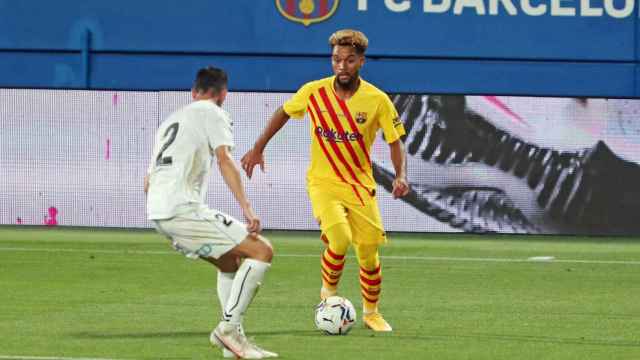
276, 0, 340, 26
392, 117, 402, 128
315, 126, 363, 143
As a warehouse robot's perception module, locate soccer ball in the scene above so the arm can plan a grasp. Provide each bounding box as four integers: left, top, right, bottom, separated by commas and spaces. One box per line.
314, 296, 356, 335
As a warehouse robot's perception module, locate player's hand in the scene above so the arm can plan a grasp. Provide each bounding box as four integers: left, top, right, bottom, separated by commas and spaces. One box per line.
392, 176, 409, 198
243, 206, 262, 236
240, 148, 265, 179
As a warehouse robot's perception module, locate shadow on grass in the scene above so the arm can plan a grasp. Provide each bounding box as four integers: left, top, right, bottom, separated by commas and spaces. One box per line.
72, 329, 320, 339
72, 330, 640, 348
73, 331, 208, 339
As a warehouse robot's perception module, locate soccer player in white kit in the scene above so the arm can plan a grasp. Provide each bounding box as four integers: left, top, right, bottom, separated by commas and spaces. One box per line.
145, 67, 277, 359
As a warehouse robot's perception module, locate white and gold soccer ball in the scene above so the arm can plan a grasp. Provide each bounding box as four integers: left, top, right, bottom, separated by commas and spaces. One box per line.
314, 296, 356, 335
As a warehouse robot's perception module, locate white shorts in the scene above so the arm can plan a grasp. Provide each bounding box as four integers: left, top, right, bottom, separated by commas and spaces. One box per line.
153, 207, 248, 260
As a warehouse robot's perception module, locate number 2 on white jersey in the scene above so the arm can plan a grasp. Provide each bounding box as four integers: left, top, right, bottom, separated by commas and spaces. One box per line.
156, 123, 179, 166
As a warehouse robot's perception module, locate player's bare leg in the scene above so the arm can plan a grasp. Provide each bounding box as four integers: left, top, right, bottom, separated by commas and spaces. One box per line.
201, 252, 240, 272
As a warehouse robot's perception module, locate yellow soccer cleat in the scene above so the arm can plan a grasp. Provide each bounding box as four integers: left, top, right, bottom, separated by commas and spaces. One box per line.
363, 312, 393, 332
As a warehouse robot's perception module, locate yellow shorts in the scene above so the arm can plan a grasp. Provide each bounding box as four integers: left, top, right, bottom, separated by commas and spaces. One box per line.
308, 182, 386, 245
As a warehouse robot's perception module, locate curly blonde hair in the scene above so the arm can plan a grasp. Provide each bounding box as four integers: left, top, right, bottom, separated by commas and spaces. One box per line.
328, 29, 368, 54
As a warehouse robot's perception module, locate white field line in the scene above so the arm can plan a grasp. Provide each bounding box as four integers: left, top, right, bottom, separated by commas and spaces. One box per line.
0, 356, 127, 360
0, 246, 639, 265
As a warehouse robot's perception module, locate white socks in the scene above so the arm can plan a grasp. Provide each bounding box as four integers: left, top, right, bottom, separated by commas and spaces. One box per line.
217, 271, 235, 309
222, 259, 270, 326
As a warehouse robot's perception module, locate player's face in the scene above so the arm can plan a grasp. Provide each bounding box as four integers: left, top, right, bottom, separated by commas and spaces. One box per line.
332, 46, 364, 88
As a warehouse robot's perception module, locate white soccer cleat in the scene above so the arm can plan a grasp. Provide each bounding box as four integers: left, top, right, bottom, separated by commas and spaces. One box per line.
210, 322, 277, 359
209, 330, 235, 358
211, 331, 278, 358
210, 322, 248, 358
210, 333, 238, 358
218, 342, 277, 359
212, 322, 263, 359
222, 349, 235, 359
253, 345, 278, 358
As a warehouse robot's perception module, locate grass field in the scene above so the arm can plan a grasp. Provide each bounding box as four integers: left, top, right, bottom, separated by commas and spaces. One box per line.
0, 227, 639, 360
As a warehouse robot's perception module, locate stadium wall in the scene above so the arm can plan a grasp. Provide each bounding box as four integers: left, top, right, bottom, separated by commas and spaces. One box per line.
0, 0, 639, 96
2, 89, 640, 235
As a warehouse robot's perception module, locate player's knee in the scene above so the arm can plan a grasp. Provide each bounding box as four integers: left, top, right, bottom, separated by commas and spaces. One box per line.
357, 256, 378, 270
259, 239, 274, 263
356, 246, 379, 269
256, 234, 273, 248
213, 254, 241, 272
358, 255, 378, 269
248, 233, 274, 263
328, 239, 349, 256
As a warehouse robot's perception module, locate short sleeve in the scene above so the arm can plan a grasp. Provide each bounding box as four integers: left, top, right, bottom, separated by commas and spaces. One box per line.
378, 94, 405, 144
204, 110, 235, 153
283, 82, 314, 119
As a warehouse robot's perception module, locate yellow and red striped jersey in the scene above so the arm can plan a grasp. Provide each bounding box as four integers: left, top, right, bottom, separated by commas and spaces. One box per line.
283, 76, 405, 203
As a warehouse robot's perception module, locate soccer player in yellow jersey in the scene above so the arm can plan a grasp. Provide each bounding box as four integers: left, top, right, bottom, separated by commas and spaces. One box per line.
241, 29, 409, 332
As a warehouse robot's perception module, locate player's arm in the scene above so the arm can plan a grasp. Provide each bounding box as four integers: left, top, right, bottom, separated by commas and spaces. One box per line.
389, 140, 409, 198
145, 138, 161, 194
378, 92, 409, 198
144, 163, 153, 194
241, 106, 290, 178
215, 145, 261, 234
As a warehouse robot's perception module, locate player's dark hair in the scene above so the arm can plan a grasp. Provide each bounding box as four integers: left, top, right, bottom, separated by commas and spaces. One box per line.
193, 66, 228, 95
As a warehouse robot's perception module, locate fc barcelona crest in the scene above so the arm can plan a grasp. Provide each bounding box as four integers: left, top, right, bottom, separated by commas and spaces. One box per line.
355, 112, 368, 124
276, 0, 340, 27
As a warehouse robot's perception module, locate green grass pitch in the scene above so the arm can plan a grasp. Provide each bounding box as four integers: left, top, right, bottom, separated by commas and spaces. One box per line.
0, 227, 639, 360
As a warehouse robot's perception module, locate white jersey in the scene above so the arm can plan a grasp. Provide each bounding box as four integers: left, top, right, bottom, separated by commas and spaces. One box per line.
146, 100, 234, 220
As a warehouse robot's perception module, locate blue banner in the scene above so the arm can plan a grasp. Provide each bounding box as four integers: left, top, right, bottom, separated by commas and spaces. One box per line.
0, 0, 637, 60
0, 1, 638, 95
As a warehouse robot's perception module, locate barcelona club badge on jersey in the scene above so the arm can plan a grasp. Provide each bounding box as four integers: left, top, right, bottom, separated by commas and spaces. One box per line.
276, 0, 340, 27
356, 112, 368, 124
